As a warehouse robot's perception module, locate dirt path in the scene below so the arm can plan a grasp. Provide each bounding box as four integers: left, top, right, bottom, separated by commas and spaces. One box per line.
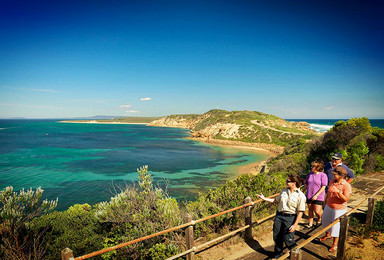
196, 172, 384, 260
250, 120, 306, 136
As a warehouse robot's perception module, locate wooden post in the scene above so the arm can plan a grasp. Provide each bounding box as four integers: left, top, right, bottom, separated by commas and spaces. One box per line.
366, 198, 376, 227
61, 248, 74, 260
245, 196, 253, 240
290, 247, 302, 260
336, 215, 349, 260
185, 214, 195, 260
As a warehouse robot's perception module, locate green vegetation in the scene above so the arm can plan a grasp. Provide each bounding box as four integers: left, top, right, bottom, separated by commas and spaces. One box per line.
268, 117, 384, 177
0, 187, 58, 259
1, 116, 383, 259
155, 109, 317, 147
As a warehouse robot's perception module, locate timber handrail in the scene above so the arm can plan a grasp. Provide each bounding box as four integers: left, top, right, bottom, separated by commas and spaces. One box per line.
63, 193, 279, 260
62, 185, 384, 260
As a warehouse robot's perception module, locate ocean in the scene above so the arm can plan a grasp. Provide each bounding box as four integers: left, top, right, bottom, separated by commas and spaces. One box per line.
0, 120, 268, 210
1, 118, 382, 210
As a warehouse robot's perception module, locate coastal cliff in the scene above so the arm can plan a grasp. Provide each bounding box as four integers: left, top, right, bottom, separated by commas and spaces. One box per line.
148, 109, 317, 154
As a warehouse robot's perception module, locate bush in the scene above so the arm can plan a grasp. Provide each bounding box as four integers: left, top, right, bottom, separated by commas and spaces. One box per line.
186, 172, 284, 238
0, 186, 57, 260
29, 204, 105, 259
94, 166, 183, 259
373, 199, 384, 231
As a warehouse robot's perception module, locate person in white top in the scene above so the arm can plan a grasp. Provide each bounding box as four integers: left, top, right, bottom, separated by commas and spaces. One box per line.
257, 174, 306, 259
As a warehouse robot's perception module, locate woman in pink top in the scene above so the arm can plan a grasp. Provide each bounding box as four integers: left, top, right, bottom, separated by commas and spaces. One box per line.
303, 160, 327, 228
320, 166, 352, 253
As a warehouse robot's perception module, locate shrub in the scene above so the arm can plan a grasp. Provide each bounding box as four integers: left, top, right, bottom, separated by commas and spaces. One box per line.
94, 166, 182, 259
373, 199, 384, 231
29, 204, 105, 259
0, 186, 57, 260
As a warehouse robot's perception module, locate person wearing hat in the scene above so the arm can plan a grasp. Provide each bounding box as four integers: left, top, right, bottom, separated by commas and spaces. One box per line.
256, 174, 306, 259
320, 166, 352, 253
324, 152, 355, 186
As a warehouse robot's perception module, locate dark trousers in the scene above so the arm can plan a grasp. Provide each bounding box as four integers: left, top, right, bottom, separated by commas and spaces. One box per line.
273, 212, 298, 255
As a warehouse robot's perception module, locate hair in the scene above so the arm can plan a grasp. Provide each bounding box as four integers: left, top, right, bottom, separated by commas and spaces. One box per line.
333, 166, 348, 179
288, 174, 302, 187
311, 160, 324, 173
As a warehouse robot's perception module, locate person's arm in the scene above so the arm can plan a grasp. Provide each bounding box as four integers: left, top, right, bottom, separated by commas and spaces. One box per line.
323, 192, 328, 209
302, 184, 308, 193
338, 186, 351, 202
345, 165, 355, 183
256, 193, 278, 204
312, 185, 326, 200
289, 211, 303, 233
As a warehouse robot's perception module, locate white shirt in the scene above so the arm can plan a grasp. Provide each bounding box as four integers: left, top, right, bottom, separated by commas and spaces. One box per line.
276, 187, 306, 214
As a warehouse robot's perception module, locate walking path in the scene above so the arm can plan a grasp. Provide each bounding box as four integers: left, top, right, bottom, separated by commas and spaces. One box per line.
197, 172, 384, 260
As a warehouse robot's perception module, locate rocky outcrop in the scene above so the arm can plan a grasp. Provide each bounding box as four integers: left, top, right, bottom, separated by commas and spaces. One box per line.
149, 116, 201, 129
190, 123, 241, 139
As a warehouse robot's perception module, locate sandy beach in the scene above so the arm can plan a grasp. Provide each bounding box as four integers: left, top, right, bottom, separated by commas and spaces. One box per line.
187, 137, 282, 176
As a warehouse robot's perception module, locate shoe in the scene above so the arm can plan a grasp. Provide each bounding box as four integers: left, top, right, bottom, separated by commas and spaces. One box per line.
304, 224, 313, 229
272, 252, 284, 259
320, 235, 331, 242
316, 219, 322, 226
329, 245, 337, 252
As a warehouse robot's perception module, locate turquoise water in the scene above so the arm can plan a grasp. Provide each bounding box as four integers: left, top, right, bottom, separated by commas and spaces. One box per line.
0, 120, 268, 210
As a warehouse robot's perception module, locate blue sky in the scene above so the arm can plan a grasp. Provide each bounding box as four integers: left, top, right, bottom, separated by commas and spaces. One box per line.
1, 0, 383, 119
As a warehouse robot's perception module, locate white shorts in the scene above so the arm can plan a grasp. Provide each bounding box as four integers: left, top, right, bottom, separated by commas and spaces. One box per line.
321, 204, 347, 237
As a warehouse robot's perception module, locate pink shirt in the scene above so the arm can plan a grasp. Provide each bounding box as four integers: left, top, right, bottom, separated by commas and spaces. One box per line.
326, 179, 352, 210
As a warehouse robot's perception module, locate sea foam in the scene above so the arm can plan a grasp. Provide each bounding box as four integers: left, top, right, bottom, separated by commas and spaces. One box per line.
308, 123, 333, 133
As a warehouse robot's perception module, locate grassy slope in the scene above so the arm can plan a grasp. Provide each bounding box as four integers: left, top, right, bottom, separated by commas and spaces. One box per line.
157, 109, 317, 147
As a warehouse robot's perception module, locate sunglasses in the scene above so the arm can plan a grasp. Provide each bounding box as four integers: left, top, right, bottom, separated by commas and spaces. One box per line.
286, 180, 294, 183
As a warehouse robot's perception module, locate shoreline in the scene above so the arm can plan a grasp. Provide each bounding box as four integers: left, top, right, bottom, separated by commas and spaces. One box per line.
187, 137, 283, 176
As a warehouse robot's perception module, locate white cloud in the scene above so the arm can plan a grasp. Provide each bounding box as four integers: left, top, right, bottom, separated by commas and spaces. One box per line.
125, 110, 139, 113
140, 97, 152, 101
324, 106, 335, 111
120, 104, 132, 108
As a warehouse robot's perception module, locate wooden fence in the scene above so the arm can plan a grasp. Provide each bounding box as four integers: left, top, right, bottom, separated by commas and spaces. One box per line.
62, 186, 383, 260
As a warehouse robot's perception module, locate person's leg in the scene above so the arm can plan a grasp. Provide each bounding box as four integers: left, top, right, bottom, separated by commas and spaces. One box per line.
273, 214, 284, 256
284, 215, 298, 250
314, 203, 323, 224
329, 237, 339, 252
320, 205, 332, 241
307, 203, 314, 226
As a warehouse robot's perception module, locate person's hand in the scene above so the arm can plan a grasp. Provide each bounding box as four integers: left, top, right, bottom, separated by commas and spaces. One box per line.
313, 195, 318, 200
256, 193, 274, 203
256, 193, 266, 200
289, 224, 297, 233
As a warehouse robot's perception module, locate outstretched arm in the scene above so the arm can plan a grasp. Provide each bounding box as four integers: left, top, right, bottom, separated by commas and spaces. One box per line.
256, 193, 277, 204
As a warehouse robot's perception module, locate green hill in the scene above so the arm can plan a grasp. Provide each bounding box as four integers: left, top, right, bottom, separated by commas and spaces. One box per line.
149, 109, 318, 147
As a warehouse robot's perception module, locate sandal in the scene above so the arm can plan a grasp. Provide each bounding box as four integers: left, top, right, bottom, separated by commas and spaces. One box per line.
329, 245, 338, 252
304, 224, 313, 229
320, 235, 331, 242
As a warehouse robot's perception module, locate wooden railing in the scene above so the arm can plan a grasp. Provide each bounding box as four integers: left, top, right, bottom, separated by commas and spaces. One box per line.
61, 185, 384, 260
61, 194, 279, 260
